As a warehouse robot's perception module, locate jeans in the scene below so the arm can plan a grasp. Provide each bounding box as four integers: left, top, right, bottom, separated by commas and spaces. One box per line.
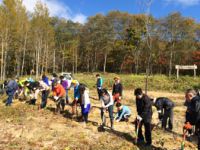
162, 108, 174, 130
101, 105, 114, 127
6, 92, 14, 106
40, 90, 50, 109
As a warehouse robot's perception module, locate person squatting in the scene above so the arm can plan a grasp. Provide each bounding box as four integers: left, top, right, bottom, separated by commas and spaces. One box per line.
2, 74, 200, 149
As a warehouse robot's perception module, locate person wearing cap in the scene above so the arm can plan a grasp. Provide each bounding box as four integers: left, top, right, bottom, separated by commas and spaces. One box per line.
100, 88, 114, 130
134, 88, 152, 147
115, 103, 131, 122
5, 77, 18, 106
60, 75, 69, 104
71, 80, 81, 115
52, 80, 66, 113
153, 97, 174, 131
96, 74, 103, 100
24, 80, 40, 105
112, 76, 123, 104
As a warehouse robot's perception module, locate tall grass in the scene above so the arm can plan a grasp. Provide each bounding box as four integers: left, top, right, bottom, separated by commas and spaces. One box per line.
74, 73, 200, 92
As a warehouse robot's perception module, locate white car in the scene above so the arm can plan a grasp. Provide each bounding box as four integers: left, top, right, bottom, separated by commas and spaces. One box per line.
60, 72, 73, 88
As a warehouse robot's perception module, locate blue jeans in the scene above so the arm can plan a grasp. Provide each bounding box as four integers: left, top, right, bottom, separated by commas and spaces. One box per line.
6, 93, 14, 106
41, 90, 50, 109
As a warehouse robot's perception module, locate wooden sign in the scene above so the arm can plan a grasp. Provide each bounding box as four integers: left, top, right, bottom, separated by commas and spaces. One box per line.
175, 65, 197, 79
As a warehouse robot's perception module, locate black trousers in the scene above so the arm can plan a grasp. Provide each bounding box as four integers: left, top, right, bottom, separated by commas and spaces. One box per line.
162, 108, 173, 130
97, 88, 102, 100
136, 120, 152, 145
196, 122, 200, 150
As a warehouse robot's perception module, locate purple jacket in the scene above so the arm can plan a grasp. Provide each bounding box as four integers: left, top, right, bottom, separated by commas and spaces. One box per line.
61, 80, 68, 89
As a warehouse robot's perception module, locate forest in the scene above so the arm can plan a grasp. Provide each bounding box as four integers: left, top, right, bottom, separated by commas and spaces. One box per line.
0, 0, 200, 80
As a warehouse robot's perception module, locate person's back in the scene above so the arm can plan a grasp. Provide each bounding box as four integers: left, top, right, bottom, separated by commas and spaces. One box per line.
7, 80, 18, 93
122, 105, 131, 114
155, 97, 174, 110
53, 83, 66, 97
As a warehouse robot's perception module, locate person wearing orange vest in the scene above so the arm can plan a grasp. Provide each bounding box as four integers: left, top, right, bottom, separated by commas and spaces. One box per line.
52, 79, 66, 114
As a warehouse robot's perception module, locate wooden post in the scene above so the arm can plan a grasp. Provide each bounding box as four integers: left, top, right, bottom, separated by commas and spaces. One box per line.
175, 65, 197, 79
177, 68, 179, 79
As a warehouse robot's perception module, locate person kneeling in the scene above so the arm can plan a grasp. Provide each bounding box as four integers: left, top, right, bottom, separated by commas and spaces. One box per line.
115, 103, 131, 122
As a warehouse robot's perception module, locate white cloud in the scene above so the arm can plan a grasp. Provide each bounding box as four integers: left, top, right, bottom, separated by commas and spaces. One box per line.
0, 0, 87, 24
165, 0, 200, 6
72, 13, 87, 24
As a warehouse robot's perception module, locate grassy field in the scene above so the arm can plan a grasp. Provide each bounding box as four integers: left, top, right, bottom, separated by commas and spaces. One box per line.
73, 73, 200, 93
0, 74, 199, 150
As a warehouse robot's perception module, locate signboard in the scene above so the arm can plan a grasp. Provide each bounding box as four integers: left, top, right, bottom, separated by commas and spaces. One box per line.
175, 65, 197, 70
175, 65, 197, 79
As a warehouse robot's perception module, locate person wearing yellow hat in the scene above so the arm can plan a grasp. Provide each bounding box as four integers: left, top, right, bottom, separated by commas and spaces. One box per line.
112, 76, 123, 104
71, 80, 81, 115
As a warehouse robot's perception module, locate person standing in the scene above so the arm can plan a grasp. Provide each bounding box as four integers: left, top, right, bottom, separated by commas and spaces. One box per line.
96, 74, 103, 100
185, 89, 200, 149
154, 97, 175, 131
71, 80, 81, 115
80, 84, 91, 123
100, 89, 114, 130
52, 80, 66, 114
112, 76, 123, 104
134, 88, 153, 147
5, 77, 18, 106
60, 75, 69, 104
39, 80, 50, 109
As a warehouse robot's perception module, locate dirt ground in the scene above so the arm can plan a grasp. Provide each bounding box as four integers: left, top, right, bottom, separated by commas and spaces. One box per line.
0, 90, 198, 150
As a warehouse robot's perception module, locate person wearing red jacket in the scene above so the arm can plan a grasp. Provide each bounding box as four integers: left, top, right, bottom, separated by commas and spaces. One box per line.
52, 80, 66, 114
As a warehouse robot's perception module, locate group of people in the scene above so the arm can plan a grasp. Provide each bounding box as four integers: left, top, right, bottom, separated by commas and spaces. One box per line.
2, 73, 200, 149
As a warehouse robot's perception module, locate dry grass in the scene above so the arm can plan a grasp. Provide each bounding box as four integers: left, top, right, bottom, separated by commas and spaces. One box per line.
0, 90, 198, 150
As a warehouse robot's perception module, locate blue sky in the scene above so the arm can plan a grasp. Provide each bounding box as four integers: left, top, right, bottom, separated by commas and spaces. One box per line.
0, 0, 199, 23
63, 0, 200, 23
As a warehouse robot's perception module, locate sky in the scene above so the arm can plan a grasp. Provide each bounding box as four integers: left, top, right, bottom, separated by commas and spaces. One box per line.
0, 0, 199, 24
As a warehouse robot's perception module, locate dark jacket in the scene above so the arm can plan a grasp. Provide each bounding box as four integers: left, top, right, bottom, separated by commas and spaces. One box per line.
112, 83, 123, 96
136, 94, 153, 123
190, 96, 200, 125
6, 80, 18, 95
155, 97, 174, 111
27, 81, 40, 91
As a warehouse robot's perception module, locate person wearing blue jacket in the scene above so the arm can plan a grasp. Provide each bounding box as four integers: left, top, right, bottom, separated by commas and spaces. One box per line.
5, 77, 19, 106
115, 103, 131, 122
71, 80, 81, 115
42, 75, 50, 86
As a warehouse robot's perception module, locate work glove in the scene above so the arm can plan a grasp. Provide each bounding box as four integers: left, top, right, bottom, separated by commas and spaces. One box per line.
137, 115, 142, 122
116, 119, 120, 122
54, 96, 59, 101
183, 122, 192, 130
